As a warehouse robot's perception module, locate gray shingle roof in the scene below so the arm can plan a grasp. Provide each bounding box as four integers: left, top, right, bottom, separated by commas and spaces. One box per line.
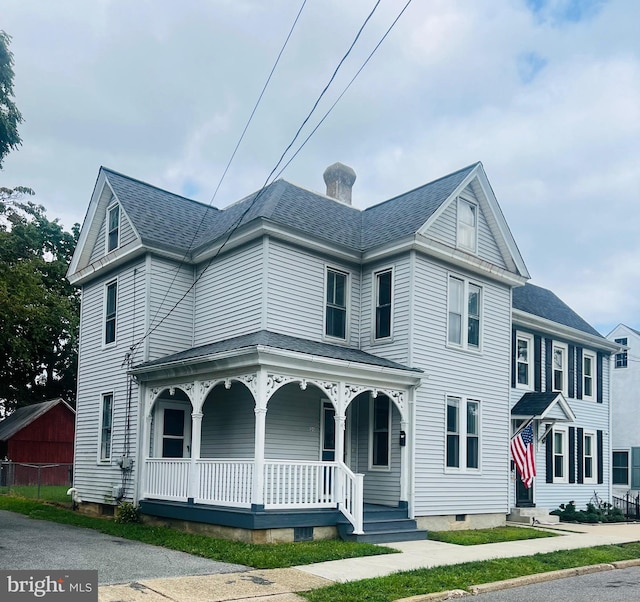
0, 399, 73, 442
102, 162, 480, 256
512, 283, 603, 338
135, 330, 421, 373
511, 392, 563, 417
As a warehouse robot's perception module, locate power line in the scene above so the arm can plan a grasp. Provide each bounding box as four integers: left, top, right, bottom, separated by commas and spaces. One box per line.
129, 0, 391, 356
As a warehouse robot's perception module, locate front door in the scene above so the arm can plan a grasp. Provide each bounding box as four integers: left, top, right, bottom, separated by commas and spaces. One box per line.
156, 403, 191, 458
515, 468, 534, 507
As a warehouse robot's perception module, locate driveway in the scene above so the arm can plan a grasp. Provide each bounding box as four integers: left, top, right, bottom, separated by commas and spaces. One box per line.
0, 510, 249, 585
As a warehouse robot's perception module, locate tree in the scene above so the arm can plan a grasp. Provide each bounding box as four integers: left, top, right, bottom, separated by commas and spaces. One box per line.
0, 194, 80, 415
0, 30, 23, 169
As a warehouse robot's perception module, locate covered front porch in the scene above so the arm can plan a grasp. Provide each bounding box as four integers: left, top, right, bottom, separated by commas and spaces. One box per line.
131, 332, 422, 540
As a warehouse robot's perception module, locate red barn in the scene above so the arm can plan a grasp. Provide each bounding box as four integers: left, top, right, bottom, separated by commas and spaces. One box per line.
0, 398, 75, 463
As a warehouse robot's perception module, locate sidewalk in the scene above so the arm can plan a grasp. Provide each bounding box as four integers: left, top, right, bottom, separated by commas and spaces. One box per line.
98, 522, 640, 602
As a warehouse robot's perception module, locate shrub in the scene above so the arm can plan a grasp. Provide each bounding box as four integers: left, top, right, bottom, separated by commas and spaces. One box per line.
552, 500, 626, 523
114, 501, 140, 524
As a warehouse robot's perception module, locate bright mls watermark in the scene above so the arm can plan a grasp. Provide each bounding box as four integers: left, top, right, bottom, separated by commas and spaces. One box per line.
0, 571, 97, 600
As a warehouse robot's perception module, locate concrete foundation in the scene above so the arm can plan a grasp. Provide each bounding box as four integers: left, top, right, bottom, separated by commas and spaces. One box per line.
415, 512, 505, 531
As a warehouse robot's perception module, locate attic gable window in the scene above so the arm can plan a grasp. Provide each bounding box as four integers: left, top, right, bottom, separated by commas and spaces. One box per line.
325, 268, 348, 340
615, 338, 628, 368
457, 198, 477, 252
107, 204, 120, 252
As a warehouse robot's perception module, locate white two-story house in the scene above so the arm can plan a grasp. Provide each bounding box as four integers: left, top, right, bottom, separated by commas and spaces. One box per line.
67, 161, 610, 542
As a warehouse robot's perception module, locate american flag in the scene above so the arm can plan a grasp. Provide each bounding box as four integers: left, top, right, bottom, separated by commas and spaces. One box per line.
510, 422, 536, 488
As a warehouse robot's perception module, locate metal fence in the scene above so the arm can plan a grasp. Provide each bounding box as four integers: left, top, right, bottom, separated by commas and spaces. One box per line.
613, 493, 640, 519
0, 462, 73, 499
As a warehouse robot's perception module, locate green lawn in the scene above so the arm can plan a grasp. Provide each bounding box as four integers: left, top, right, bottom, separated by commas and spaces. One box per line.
0, 495, 397, 569
428, 526, 558, 545
301, 543, 640, 602
0, 485, 70, 503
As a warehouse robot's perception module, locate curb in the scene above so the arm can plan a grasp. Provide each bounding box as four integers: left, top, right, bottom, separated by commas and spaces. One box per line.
394, 561, 638, 601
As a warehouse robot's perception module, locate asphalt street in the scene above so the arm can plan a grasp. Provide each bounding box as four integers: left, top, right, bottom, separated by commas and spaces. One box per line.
475, 566, 640, 602
0, 510, 249, 585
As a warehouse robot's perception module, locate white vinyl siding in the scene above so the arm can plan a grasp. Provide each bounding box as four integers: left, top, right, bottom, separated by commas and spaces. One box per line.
194, 242, 263, 345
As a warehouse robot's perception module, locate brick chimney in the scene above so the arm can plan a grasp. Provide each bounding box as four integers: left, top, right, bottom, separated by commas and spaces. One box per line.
323, 162, 356, 205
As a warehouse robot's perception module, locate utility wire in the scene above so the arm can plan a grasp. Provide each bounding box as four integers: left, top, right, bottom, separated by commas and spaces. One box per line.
146, 0, 308, 333
129, 0, 388, 356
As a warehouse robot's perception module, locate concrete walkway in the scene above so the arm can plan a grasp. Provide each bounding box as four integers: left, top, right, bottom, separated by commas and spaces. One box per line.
97, 522, 640, 602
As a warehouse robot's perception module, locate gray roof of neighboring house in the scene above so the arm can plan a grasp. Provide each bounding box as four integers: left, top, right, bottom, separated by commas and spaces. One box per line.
0, 399, 73, 442
512, 283, 603, 338
135, 330, 421, 373
103, 162, 480, 255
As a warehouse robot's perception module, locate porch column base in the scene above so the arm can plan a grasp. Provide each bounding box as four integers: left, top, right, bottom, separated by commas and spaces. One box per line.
251, 504, 265, 512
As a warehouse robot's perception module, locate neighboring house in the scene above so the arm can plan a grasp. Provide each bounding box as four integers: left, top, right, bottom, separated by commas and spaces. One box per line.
509, 285, 618, 522
66, 160, 608, 542
0, 399, 75, 486
607, 324, 640, 496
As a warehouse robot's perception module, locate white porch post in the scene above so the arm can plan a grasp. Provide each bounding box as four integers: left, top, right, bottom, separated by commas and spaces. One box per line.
400, 418, 409, 504
140, 413, 153, 499
252, 369, 267, 509
189, 412, 203, 500
335, 412, 346, 505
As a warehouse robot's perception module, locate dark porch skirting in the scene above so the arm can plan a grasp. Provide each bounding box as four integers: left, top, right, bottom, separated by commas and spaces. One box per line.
139, 498, 341, 530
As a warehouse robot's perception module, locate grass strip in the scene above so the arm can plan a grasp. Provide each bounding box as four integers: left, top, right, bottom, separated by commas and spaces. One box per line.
428, 526, 557, 545
0, 495, 397, 569
300, 543, 640, 602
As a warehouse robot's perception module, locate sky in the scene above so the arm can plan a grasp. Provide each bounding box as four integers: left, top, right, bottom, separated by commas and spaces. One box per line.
1, 0, 639, 335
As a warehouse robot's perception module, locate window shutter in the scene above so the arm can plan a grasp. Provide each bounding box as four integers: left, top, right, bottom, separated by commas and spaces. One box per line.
596, 353, 604, 403
545, 338, 553, 392
569, 427, 576, 483
597, 430, 604, 484
568, 345, 575, 399
576, 427, 583, 484
576, 347, 583, 400
534, 335, 542, 392
511, 330, 516, 388
546, 430, 553, 483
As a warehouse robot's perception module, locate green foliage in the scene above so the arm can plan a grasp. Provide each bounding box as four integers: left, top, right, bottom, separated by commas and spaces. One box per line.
0, 496, 397, 569
114, 501, 141, 524
0, 485, 70, 503
428, 526, 557, 546
0, 31, 23, 169
552, 500, 626, 523
0, 197, 80, 414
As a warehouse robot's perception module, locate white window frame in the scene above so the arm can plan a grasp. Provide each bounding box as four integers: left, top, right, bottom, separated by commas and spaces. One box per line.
445, 395, 481, 473
583, 350, 596, 401
103, 279, 118, 347
515, 331, 534, 390
98, 392, 114, 463
551, 342, 568, 396
583, 431, 597, 484
373, 267, 394, 341
612, 450, 629, 486
106, 203, 120, 253
324, 266, 349, 341
447, 275, 482, 351
615, 338, 628, 368
369, 396, 391, 471
552, 426, 568, 484
456, 197, 478, 253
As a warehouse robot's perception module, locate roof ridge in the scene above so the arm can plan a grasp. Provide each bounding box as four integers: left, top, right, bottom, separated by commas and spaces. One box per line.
102, 167, 220, 212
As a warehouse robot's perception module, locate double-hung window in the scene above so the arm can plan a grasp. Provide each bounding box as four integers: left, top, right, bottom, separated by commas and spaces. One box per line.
583, 432, 596, 483
107, 204, 120, 252
615, 338, 628, 368
457, 198, 477, 252
516, 332, 533, 388
448, 276, 481, 350
446, 396, 481, 471
552, 343, 568, 395
552, 427, 568, 483
104, 280, 117, 345
612, 451, 629, 485
100, 393, 114, 461
370, 396, 391, 469
583, 351, 596, 400
325, 268, 347, 340
375, 269, 392, 340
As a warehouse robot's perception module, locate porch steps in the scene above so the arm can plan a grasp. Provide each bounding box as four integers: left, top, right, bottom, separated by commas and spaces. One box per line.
338, 504, 428, 543
507, 507, 560, 525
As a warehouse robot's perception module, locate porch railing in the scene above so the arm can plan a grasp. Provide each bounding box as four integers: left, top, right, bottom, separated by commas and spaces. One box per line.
144, 458, 191, 501
336, 462, 364, 534
196, 460, 253, 508
263, 460, 336, 508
